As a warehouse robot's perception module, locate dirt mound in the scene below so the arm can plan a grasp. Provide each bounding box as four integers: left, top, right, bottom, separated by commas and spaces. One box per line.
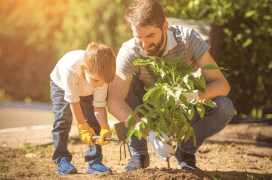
97, 168, 212, 180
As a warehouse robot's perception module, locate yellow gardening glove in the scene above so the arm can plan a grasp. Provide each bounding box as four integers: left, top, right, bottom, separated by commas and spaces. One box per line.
95, 123, 112, 146
77, 122, 96, 146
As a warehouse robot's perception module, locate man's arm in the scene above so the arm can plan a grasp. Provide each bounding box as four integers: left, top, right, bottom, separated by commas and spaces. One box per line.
108, 71, 141, 127
196, 51, 230, 100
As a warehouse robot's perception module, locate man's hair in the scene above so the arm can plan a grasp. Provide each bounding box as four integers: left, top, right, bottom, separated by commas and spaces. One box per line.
82, 42, 116, 84
125, 0, 166, 28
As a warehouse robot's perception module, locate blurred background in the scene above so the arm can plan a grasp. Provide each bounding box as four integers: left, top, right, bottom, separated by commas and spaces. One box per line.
0, 0, 272, 120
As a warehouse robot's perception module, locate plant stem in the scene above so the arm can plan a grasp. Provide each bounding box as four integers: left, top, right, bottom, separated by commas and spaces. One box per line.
173, 71, 176, 84
167, 157, 170, 168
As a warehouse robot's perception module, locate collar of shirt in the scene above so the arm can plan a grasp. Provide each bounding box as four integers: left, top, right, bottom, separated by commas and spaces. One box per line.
134, 30, 178, 58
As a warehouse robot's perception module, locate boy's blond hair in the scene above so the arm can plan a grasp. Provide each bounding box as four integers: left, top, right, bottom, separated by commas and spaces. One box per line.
81, 42, 116, 84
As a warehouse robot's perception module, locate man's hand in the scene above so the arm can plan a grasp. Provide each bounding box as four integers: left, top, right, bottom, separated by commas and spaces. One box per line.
147, 130, 175, 160
77, 122, 96, 146
183, 93, 199, 102
174, 90, 200, 105
95, 123, 112, 146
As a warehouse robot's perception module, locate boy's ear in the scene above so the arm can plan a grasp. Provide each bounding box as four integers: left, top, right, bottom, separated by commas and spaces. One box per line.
80, 64, 86, 73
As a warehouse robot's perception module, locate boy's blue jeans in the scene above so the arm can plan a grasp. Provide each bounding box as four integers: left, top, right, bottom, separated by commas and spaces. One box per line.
125, 75, 235, 155
50, 79, 102, 165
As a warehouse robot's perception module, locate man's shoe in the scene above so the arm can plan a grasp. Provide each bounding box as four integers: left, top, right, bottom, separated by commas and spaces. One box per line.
174, 149, 197, 170
87, 157, 112, 174
124, 154, 150, 172
58, 157, 77, 175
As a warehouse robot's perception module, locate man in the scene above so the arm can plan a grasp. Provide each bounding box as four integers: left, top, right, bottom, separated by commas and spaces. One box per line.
108, 0, 234, 172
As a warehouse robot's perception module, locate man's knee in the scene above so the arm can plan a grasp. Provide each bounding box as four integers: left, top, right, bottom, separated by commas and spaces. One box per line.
214, 96, 235, 122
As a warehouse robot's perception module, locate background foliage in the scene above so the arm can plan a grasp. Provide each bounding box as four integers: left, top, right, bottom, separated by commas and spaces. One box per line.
158, 0, 272, 115
0, 0, 271, 116
0, 0, 132, 101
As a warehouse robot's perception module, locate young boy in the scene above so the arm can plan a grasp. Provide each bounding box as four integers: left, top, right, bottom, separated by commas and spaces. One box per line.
50, 42, 116, 175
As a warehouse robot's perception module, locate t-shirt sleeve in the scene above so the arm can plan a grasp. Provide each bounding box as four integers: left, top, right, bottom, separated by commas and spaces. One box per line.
187, 29, 210, 63
63, 69, 80, 103
116, 44, 137, 75
93, 83, 108, 107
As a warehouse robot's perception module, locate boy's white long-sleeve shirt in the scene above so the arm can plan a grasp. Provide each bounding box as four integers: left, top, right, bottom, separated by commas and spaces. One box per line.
50, 50, 108, 107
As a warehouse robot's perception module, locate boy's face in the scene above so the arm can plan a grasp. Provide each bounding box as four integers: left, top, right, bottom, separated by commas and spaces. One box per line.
131, 22, 168, 57
85, 72, 105, 87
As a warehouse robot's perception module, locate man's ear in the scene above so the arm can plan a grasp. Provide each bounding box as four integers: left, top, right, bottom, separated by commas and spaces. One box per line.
163, 21, 169, 33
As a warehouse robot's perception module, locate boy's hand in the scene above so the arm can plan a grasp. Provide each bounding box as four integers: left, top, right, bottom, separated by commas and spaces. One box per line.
77, 122, 96, 146
95, 123, 112, 146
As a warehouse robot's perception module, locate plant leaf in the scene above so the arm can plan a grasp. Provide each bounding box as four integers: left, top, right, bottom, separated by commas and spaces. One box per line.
151, 87, 163, 105
143, 86, 158, 102
135, 105, 142, 113
139, 109, 148, 117
134, 130, 142, 140
143, 103, 154, 112
176, 61, 192, 71
179, 121, 190, 137
126, 129, 136, 142
201, 64, 227, 71
196, 103, 205, 118
133, 59, 149, 65
127, 113, 138, 130
158, 122, 169, 134
169, 53, 184, 64
139, 121, 148, 136
183, 126, 195, 143
178, 93, 188, 105
202, 99, 217, 108
184, 103, 195, 120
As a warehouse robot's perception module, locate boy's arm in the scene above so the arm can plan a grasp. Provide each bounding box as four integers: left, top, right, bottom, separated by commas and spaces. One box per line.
70, 102, 96, 146
92, 84, 112, 146
94, 107, 112, 146
70, 102, 86, 124
93, 107, 108, 126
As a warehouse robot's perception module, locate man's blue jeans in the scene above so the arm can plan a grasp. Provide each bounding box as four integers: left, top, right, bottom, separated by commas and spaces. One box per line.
50, 79, 102, 165
125, 75, 235, 155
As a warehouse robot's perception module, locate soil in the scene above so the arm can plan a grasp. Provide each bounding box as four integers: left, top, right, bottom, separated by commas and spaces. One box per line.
1, 123, 272, 180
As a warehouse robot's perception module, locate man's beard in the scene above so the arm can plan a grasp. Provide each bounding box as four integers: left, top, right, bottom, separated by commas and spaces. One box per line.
141, 33, 165, 56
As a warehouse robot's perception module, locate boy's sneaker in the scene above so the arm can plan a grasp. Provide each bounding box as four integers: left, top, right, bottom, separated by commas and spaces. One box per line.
124, 154, 150, 172
174, 149, 197, 170
87, 157, 112, 174
58, 157, 77, 175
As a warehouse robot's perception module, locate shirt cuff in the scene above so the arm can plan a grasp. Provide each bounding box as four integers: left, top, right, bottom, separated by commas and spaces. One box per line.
64, 94, 80, 103
93, 100, 107, 107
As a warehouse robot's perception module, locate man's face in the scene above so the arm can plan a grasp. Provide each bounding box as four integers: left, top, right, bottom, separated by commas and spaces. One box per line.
132, 25, 166, 56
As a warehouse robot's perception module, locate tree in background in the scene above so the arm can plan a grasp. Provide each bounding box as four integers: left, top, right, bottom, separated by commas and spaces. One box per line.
1, 0, 271, 117
159, 0, 272, 116
0, 0, 132, 102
